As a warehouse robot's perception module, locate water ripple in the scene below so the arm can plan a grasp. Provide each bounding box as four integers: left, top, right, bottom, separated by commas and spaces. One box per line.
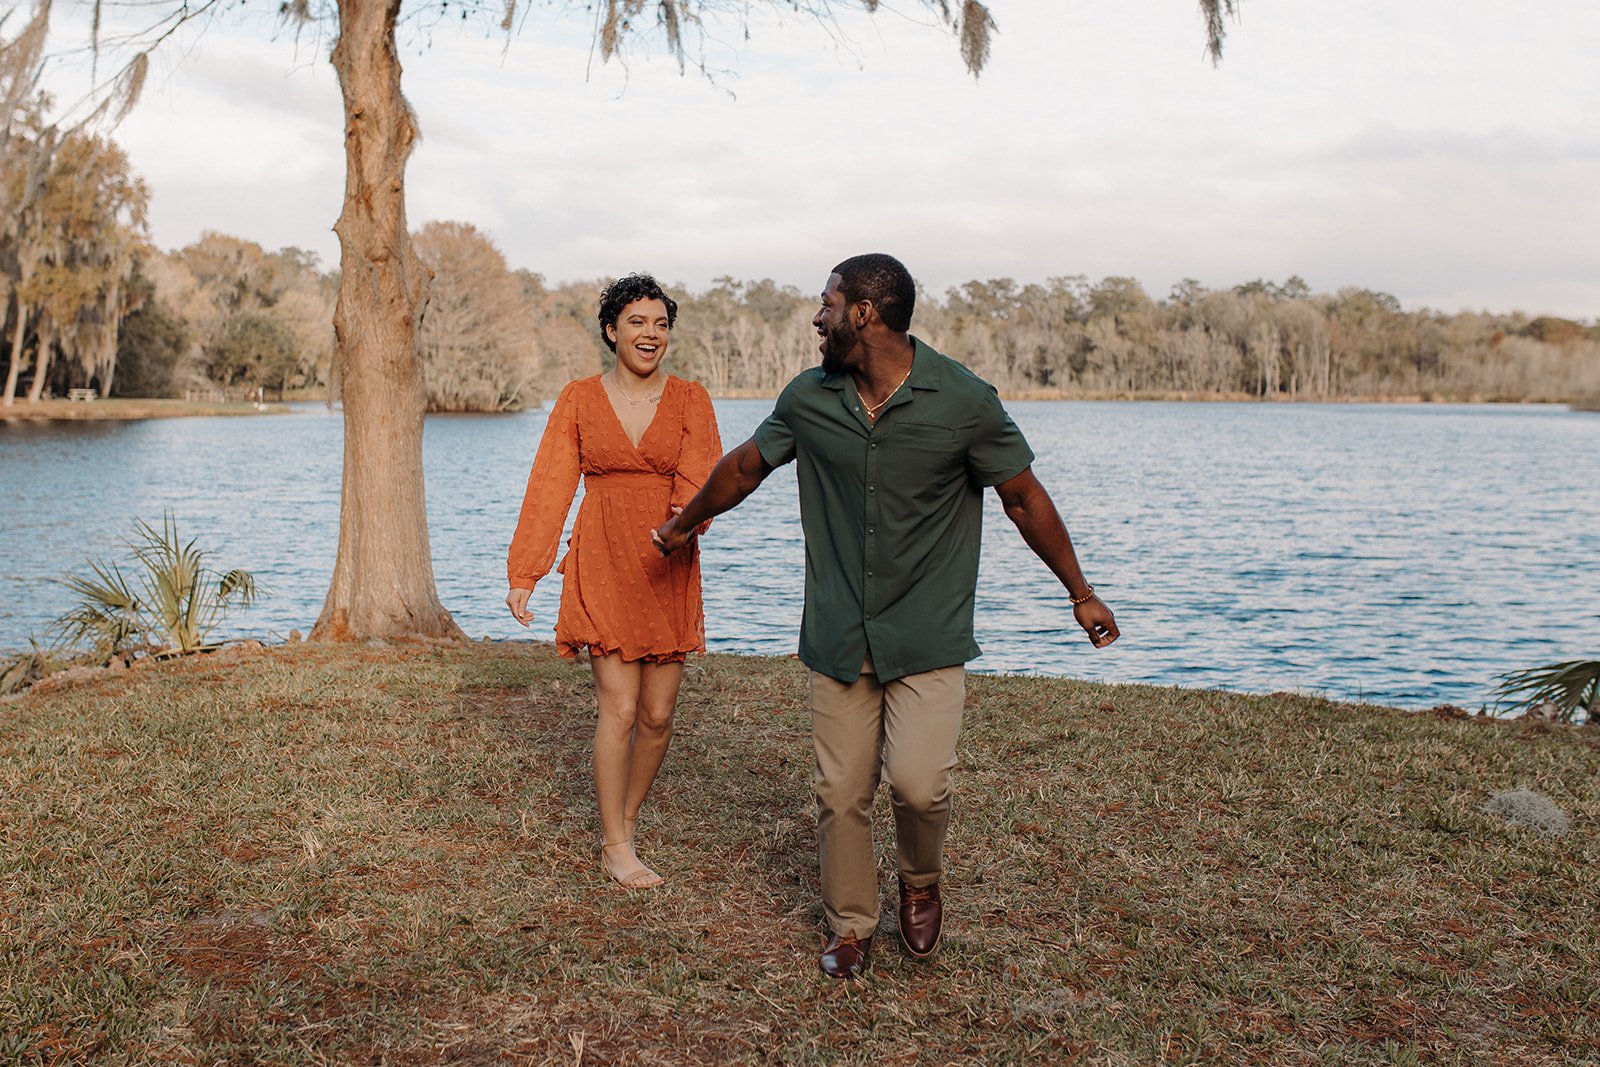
3, 400, 1598, 708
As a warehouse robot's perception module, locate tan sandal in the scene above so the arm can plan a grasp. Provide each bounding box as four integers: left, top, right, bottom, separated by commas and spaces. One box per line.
601, 840, 662, 889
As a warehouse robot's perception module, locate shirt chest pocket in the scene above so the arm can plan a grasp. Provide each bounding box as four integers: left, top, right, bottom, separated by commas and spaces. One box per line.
885, 421, 960, 481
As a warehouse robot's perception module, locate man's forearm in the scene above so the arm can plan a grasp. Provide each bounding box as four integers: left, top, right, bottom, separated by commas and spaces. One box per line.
677, 438, 771, 528
997, 468, 1118, 647
998, 472, 1093, 599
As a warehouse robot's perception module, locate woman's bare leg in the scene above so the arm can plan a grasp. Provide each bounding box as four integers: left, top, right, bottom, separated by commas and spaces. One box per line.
622, 660, 684, 845
591, 652, 660, 887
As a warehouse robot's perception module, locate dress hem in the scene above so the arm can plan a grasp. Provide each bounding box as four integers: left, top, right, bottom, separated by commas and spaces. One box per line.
556, 638, 705, 665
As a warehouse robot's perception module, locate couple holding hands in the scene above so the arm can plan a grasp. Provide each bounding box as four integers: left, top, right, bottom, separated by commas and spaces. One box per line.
506, 254, 1118, 979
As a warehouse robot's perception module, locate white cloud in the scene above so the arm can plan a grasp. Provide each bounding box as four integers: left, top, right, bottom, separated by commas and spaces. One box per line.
36, 0, 1600, 317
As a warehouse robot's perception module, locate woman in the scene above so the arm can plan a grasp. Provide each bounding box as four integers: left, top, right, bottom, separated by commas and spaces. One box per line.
506, 274, 721, 889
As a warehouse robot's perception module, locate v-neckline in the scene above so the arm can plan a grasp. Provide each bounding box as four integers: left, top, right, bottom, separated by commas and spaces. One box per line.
599, 373, 671, 453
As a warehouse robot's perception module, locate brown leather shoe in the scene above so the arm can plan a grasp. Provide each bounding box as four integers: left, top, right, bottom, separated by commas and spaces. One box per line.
899, 878, 943, 958
819, 933, 872, 979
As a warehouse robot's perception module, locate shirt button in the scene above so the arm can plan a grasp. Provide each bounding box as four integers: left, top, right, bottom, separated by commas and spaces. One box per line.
870, 443, 877, 449
868, 527, 875, 535
868, 485, 875, 493
868, 570, 873, 577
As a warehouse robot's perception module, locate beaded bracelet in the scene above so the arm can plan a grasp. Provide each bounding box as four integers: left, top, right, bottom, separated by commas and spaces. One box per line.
1069, 586, 1096, 606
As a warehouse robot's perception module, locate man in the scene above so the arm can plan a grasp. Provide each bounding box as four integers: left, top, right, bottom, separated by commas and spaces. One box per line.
654, 253, 1118, 979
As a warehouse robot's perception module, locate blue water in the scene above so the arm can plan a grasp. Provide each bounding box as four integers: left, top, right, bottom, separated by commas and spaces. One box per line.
3, 400, 1598, 709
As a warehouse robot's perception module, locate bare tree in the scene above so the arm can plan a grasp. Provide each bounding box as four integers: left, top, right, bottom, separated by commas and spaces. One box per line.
148, 234, 334, 397
413, 220, 534, 412
523, 275, 606, 388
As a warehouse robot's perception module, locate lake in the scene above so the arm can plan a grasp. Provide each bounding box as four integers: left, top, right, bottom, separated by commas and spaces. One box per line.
3, 399, 1597, 709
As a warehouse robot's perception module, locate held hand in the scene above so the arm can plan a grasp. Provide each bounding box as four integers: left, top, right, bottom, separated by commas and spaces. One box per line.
1074, 596, 1118, 649
506, 587, 534, 627
652, 507, 694, 556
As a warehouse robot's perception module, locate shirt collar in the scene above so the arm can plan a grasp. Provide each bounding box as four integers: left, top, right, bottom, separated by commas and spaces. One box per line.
819, 336, 943, 391
907, 336, 943, 391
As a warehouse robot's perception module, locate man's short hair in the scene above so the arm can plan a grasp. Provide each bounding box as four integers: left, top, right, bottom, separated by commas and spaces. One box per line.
832, 253, 915, 332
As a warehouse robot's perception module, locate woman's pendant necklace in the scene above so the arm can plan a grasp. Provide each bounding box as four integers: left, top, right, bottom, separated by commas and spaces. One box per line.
610, 371, 661, 407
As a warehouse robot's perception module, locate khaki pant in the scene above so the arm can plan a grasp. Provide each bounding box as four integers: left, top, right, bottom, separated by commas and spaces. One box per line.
808, 661, 965, 940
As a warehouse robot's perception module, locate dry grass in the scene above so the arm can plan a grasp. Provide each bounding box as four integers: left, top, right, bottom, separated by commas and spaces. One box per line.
1, 643, 1596, 1064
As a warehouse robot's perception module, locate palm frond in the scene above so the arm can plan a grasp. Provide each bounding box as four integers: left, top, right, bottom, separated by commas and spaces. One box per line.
217, 569, 259, 606
131, 511, 208, 651
1493, 659, 1600, 723
53, 558, 141, 655
60, 558, 138, 614
46, 513, 265, 657
50, 603, 138, 657
0, 656, 32, 696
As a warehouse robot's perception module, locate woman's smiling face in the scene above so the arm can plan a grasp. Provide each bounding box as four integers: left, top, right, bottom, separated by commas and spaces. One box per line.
607, 297, 671, 379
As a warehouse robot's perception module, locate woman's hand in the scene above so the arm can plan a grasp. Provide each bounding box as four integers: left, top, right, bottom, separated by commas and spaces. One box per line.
653, 506, 695, 555
506, 587, 534, 627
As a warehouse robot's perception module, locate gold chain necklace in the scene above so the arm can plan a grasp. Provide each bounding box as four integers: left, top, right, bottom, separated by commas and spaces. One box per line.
608, 371, 661, 406
863, 365, 913, 420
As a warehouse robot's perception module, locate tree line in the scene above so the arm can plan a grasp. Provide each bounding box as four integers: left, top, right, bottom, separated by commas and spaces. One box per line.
6, 127, 1596, 408
10, 227, 1599, 410
600, 274, 1600, 405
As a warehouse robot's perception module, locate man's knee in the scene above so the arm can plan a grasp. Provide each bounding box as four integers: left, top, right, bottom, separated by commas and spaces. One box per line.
883, 761, 953, 816
814, 765, 879, 822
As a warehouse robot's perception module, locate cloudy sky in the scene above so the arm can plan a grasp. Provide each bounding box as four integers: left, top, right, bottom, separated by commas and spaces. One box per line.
41, 0, 1600, 317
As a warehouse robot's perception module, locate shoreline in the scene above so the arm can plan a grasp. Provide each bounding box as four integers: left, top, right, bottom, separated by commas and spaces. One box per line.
685, 387, 1587, 405
3, 394, 1588, 421
0, 397, 291, 421
0, 635, 1546, 718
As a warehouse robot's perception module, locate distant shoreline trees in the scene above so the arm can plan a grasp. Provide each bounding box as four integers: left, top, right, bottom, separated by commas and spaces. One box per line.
2, 125, 147, 405
910, 275, 1600, 403
7, 215, 1598, 408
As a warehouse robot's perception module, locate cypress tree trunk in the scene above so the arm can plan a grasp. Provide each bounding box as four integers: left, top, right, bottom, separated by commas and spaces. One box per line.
310, 0, 463, 641
3, 300, 25, 406
24, 319, 49, 402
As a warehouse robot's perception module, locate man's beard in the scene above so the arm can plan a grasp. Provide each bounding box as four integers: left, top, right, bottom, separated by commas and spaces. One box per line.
819, 318, 857, 375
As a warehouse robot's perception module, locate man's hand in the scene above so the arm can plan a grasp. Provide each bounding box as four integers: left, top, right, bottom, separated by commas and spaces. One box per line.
506, 587, 533, 627
1074, 596, 1118, 648
655, 439, 775, 555
652, 512, 692, 555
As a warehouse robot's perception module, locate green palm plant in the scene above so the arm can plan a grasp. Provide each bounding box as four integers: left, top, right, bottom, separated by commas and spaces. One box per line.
52, 513, 261, 659
1493, 660, 1600, 724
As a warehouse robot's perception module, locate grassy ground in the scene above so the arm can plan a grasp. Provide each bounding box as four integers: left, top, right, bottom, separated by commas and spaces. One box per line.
1, 642, 1595, 1065
0, 398, 289, 421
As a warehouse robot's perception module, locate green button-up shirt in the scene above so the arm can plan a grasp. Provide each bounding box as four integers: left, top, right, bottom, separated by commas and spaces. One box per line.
752, 338, 1035, 683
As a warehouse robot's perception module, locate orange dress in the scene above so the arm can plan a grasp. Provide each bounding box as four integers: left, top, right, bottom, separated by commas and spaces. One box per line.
507, 374, 722, 662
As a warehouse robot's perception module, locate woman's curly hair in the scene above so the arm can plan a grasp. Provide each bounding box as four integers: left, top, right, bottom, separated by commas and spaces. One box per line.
597, 273, 679, 352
